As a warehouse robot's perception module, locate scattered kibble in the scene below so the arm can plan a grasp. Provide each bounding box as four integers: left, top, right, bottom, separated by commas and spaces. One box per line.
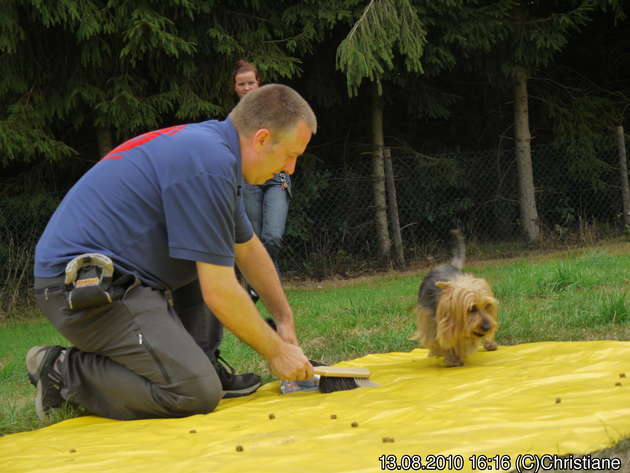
189, 429, 197, 434
615, 382, 622, 387
620, 373, 626, 378
330, 414, 337, 420
69, 449, 76, 453
382, 437, 395, 443
268, 413, 275, 420
351, 422, 359, 428
555, 397, 561, 404
236, 445, 244, 452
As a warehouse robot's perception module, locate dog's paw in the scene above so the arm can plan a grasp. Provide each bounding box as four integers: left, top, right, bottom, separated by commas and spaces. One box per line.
482, 340, 498, 351
444, 350, 463, 367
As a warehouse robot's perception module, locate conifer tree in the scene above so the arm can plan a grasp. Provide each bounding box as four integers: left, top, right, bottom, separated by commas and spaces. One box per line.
336, 0, 426, 262
541, 8, 629, 226
498, 0, 622, 242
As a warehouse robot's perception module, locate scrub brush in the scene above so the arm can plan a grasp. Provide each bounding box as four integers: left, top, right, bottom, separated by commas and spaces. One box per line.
312, 364, 375, 393
266, 318, 376, 394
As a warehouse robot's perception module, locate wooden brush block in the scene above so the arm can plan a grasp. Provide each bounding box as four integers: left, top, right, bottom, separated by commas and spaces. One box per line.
313, 366, 371, 378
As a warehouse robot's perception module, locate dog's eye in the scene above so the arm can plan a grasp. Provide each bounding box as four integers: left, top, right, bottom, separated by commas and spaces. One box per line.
469, 305, 478, 313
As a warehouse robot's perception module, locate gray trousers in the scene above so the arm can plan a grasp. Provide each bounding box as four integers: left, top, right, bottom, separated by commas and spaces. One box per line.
35, 277, 224, 420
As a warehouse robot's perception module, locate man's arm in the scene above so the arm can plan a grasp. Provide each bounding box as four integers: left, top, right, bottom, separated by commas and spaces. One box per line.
195, 260, 312, 381
234, 234, 298, 345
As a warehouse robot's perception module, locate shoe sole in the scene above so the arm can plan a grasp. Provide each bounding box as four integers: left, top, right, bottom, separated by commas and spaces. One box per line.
34, 379, 48, 421
223, 381, 262, 399
25, 346, 64, 421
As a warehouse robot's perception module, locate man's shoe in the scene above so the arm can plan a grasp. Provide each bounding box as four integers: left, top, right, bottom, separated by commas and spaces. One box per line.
26, 345, 65, 421
212, 350, 261, 398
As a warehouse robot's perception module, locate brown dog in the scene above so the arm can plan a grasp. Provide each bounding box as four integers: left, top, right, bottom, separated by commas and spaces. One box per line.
410, 230, 498, 366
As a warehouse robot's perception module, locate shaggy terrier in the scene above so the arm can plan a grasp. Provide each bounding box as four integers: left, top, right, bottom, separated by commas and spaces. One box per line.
410, 230, 498, 366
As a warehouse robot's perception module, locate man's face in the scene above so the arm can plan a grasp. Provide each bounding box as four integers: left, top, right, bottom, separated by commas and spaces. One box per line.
242, 120, 312, 185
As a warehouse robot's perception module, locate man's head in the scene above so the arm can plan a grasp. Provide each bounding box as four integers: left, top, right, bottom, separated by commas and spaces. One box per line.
229, 84, 317, 185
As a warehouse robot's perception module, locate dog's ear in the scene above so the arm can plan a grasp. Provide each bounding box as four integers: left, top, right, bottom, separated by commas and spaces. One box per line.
484, 296, 500, 319
436, 305, 460, 349
435, 285, 462, 349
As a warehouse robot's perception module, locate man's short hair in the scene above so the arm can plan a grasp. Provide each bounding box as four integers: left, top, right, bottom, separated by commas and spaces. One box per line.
228, 84, 317, 138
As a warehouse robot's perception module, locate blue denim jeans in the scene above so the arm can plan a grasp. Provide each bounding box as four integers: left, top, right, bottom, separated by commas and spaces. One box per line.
242, 172, 291, 266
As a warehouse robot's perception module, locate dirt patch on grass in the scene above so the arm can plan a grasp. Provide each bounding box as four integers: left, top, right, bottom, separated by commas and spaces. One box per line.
301, 335, 328, 352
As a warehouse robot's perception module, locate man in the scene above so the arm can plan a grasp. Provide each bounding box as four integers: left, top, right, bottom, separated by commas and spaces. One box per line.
28, 84, 316, 421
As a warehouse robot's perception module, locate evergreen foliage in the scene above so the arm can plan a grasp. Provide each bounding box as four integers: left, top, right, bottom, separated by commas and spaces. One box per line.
336, 0, 426, 96
0, 0, 627, 195
1, 0, 626, 166
0, 1, 328, 165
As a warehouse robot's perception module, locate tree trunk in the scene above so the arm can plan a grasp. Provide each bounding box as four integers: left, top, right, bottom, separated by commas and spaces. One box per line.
96, 126, 114, 158
616, 125, 630, 227
371, 85, 391, 262
513, 66, 540, 242
384, 147, 404, 267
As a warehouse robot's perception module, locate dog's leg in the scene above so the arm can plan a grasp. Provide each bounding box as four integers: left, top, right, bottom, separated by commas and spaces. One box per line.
443, 349, 463, 367
428, 344, 445, 358
412, 306, 436, 347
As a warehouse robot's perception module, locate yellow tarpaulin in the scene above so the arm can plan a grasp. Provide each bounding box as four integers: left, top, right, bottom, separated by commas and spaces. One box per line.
2, 341, 630, 473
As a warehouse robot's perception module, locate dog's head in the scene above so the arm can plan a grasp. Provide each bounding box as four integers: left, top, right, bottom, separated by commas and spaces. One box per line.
434, 275, 498, 346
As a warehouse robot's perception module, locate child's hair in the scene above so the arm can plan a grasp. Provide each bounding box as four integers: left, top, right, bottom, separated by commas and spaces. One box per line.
233, 59, 260, 83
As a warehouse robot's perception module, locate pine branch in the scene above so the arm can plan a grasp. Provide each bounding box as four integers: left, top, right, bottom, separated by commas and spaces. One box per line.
336, 0, 426, 97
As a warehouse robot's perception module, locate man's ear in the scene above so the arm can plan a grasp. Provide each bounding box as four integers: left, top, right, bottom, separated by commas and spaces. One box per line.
253, 128, 271, 150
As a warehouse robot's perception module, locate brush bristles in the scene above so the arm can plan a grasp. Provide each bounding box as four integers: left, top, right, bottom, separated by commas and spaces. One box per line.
318, 376, 376, 393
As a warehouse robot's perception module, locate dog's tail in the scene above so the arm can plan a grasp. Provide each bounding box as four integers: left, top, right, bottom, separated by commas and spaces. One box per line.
450, 229, 465, 270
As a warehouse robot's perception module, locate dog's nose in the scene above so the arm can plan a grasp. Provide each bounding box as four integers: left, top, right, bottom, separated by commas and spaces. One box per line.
481, 321, 491, 332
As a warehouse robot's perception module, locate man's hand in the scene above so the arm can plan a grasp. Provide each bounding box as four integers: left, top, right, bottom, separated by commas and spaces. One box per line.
269, 343, 314, 381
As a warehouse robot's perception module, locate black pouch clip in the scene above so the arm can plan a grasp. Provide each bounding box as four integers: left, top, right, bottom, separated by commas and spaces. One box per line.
64, 253, 114, 310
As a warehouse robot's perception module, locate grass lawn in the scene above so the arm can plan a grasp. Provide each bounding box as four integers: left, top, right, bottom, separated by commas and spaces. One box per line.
1, 241, 629, 466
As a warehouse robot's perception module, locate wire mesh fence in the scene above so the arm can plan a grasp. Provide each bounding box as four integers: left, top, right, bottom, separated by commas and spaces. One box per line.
280, 140, 629, 276
1, 140, 628, 315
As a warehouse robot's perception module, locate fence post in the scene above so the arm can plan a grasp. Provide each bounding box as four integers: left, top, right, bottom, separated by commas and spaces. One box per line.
384, 147, 405, 267
616, 125, 630, 227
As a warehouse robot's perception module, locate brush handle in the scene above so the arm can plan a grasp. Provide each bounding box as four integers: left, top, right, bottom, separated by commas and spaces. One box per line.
313, 366, 371, 378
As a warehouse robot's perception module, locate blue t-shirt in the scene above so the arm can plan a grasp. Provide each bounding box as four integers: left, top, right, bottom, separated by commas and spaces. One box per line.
35, 119, 254, 289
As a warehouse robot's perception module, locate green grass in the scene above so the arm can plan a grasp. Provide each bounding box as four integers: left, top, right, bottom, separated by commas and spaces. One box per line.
1, 244, 629, 438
